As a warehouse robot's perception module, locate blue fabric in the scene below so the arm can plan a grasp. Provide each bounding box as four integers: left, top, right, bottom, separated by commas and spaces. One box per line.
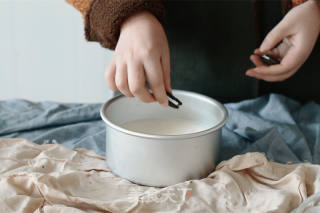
1, 94, 319, 164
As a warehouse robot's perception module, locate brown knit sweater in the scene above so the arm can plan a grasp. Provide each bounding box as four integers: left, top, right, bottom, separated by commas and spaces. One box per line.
66, 0, 307, 50
66, 0, 165, 49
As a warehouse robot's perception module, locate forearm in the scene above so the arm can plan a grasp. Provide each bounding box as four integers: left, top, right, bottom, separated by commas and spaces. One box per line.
66, 0, 166, 50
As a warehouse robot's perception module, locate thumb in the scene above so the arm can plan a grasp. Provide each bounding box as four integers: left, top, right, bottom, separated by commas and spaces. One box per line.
260, 20, 290, 53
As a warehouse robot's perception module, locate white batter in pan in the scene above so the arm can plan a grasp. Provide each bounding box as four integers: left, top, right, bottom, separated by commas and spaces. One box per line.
121, 119, 206, 135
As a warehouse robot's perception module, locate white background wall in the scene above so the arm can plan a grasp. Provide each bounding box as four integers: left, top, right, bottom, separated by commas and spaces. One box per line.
0, 0, 114, 103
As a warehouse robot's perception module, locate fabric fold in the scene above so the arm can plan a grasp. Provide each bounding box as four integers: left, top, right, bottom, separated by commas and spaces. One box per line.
1, 138, 320, 212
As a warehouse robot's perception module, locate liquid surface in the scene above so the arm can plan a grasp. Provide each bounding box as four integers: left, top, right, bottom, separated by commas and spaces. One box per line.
121, 119, 207, 135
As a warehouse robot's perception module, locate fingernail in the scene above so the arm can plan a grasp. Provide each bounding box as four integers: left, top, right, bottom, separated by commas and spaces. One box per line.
253, 69, 262, 73
162, 101, 168, 107
259, 47, 267, 53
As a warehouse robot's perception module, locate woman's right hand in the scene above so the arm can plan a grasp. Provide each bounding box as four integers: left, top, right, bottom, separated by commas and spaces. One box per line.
246, 0, 320, 82
105, 11, 171, 107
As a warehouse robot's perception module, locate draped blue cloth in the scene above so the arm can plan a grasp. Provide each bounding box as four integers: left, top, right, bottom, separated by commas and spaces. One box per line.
1, 94, 319, 164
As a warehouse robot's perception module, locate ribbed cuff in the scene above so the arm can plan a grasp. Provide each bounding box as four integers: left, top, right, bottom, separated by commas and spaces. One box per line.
84, 0, 166, 50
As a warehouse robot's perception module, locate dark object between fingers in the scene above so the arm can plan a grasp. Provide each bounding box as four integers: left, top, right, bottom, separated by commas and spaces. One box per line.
254, 53, 281, 66
167, 92, 183, 109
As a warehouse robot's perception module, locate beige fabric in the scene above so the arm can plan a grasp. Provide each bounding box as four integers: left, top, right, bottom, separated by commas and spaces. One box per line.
1, 138, 320, 213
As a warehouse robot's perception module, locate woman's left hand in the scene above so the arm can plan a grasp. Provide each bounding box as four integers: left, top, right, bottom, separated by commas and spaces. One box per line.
246, 0, 320, 82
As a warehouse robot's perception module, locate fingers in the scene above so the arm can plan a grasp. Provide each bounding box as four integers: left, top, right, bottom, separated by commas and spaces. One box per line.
127, 61, 155, 103
105, 58, 118, 91
246, 48, 301, 81
246, 63, 300, 81
107, 54, 168, 106
161, 50, 172, 93
246, 68, 297, 82
250, 44, 303, 75
115, 62, 133, 97
274, 38, 292, 57
247, 63, 298, 77
247, 36, 303, 82
250, 54, 265, 67
259, 21, 290, 53
144, 58, 168, 107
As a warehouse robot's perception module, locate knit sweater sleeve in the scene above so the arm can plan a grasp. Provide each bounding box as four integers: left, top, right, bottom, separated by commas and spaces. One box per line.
66, 0, 166, 50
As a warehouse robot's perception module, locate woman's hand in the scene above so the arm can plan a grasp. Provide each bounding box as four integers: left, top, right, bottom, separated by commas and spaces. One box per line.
246, 0, 320, 82
105, 11, 171, 107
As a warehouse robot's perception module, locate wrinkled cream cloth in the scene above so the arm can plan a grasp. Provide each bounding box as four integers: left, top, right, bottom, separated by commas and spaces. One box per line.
1, 138, 320, 213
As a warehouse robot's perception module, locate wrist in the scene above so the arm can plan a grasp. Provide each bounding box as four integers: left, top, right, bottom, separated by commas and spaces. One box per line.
120, 11, 158, 32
